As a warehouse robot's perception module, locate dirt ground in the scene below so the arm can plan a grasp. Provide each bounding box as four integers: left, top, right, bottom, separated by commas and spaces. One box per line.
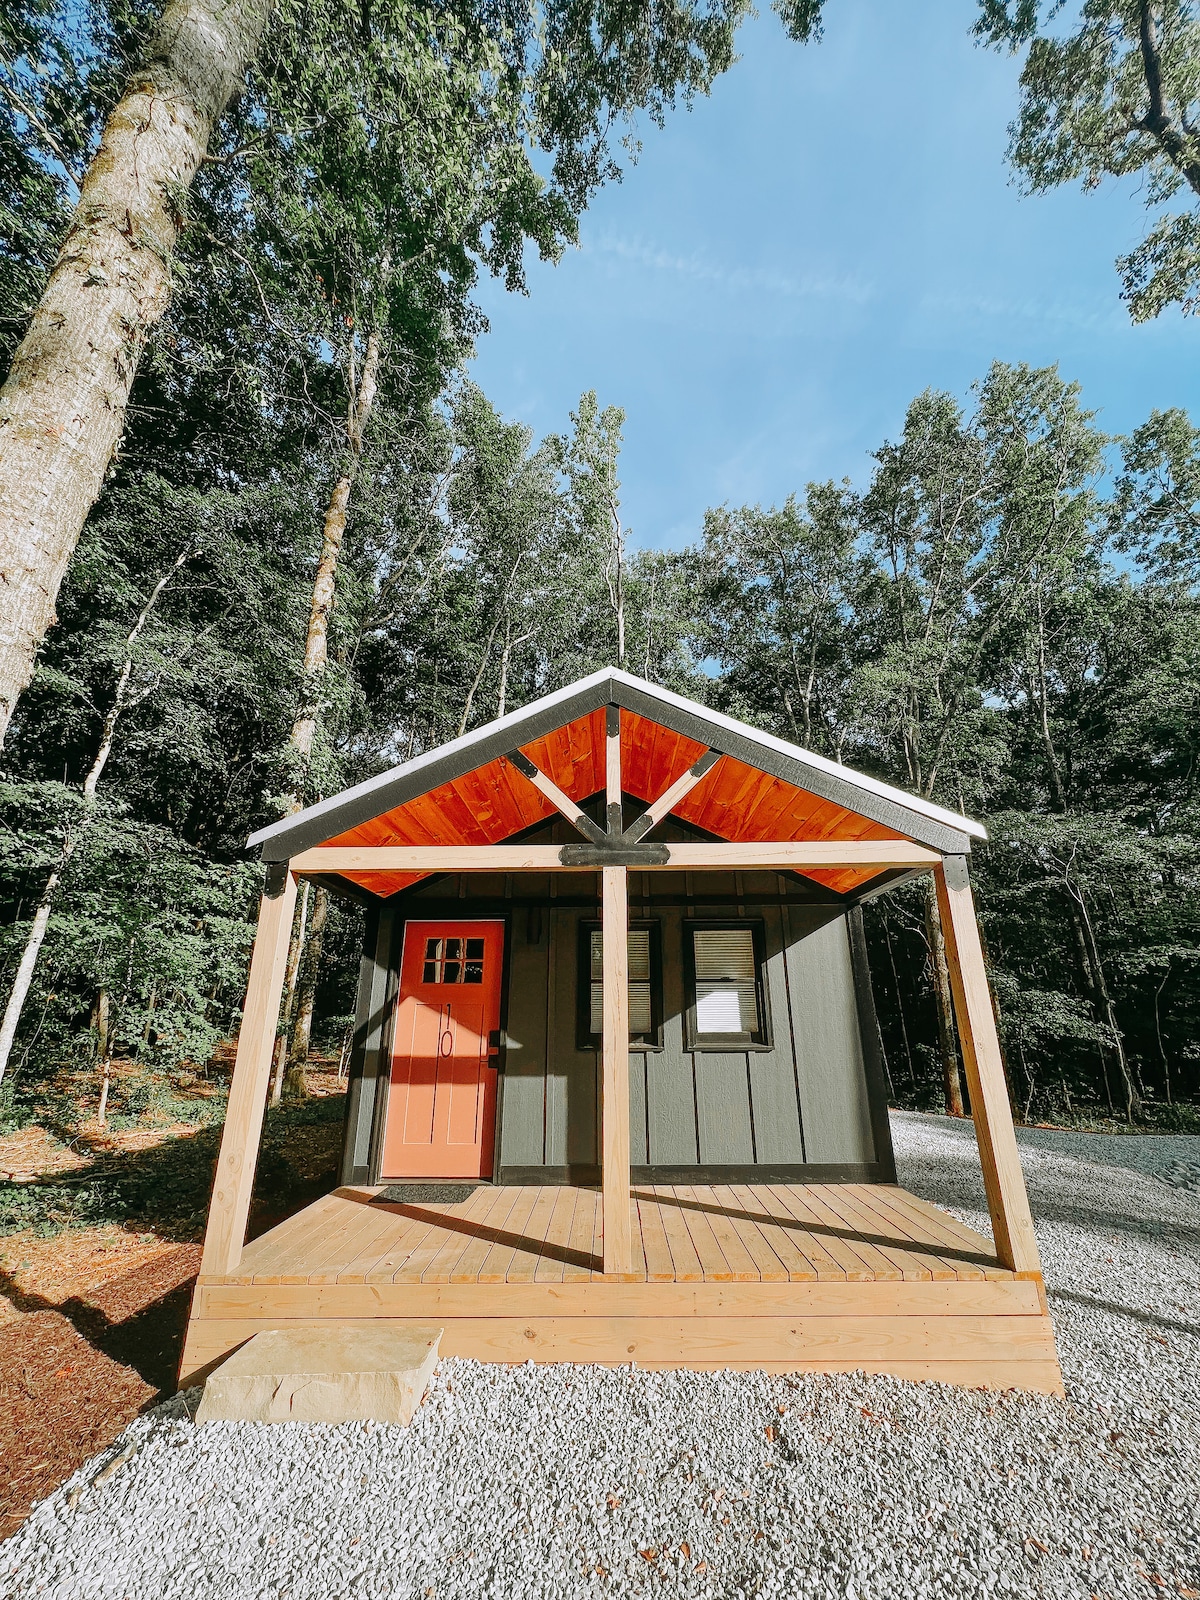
0, 1066, 346, 1541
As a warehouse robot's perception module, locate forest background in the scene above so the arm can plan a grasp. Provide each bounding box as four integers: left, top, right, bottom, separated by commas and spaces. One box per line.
1, 0, 1199, 1176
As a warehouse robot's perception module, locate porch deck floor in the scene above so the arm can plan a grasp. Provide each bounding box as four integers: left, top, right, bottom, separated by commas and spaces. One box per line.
215, 1182, 1012, 1287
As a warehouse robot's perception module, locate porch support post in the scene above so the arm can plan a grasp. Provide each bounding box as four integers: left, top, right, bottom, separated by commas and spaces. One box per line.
934, 855, 1041, 1275
601, 702, 631, 1275
200, 870, 299, 1277
601, 862, 631, 1276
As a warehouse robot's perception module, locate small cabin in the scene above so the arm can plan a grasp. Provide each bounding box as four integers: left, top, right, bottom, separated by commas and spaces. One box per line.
181, 670, 1061, 1394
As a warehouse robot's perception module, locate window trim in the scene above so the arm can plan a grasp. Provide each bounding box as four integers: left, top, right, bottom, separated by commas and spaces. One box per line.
682, 918, 772, 1052
577, 918, 664, 1051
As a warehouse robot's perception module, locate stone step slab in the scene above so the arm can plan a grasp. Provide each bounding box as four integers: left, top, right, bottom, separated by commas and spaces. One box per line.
195, 1326, 442, 1425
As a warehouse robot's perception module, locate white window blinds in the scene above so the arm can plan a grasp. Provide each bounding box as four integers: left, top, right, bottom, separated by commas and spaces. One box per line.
589, 928, 653, 1036
692, 928, 759, 1037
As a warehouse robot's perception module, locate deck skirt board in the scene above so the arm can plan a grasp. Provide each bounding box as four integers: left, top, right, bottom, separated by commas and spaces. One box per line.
181, 1182, 1062, 1395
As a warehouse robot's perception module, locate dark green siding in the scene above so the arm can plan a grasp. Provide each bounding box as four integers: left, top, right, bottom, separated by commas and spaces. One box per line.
342, 812, 895, 1184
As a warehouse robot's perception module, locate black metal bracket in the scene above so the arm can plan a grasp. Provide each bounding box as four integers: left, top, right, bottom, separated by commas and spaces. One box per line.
559, 842, 671, 867
263, 860, 290, 898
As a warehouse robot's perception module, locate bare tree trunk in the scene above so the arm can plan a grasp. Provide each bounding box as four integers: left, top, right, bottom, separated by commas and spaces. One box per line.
270, 878, 310, 1106
91, 988, 110, 1062
285, 884, 328, 1097
882, 918, 915, 1086
1154, 965, 1172, 1104
271, 333, 380, 1091
0, 545, 191, 1086
1071, 885, 1139, 1122
288, 332, 380, 767
924, 877, 965, 1117
0, 0, 271, 743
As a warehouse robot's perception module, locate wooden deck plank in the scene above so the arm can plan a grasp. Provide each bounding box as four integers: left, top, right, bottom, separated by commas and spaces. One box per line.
533, 1186, 579, 1283
242, 1192, 352, 1285
307, 1198, 407, 1285
774, 1186, 881, 1281
684, 1186, 788, 1282
633, 1189, 678, 1281
349, 1201, 444, 1282
476, 1186, 540, 1283
809, 1185, 934, 1282
726, 1185, 820, 1281
881, 1187, 1014, 1278
671, 1186, 736, 1281
415, 1186, 506, 1283
430, 1186, 514, 1285
647, 1187, 705, 1282
562, 1187, 598, 1282
507, 1185, 564, 1282
734, 1186, 849, 1282
193, 1275, 1048, 1322
705, 1186, 789, 1282
451, 1186, 528, 1284
846, 1186, 980, 1281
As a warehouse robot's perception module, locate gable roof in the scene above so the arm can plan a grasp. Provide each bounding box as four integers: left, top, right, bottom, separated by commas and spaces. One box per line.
249, 670, 984, 902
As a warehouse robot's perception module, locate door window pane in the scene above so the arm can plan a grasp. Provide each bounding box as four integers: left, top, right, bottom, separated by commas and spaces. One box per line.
422, 935, 486, 985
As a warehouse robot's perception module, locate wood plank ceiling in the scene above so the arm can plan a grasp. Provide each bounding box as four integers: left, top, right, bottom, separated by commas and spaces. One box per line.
320, 708, 906, 898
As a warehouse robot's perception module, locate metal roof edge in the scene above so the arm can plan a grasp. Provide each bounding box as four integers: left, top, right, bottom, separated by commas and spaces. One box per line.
606, 671, 987, 845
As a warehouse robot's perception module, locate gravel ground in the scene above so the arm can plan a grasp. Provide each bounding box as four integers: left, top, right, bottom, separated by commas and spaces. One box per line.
4, 1111, 1198, 1600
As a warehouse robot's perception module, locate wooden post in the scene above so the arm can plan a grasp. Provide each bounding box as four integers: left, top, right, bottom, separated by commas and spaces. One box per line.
601, 704, 631, 1275
601, 862, 632, 1276
934, 856, 1041, 1276
200, 870, 298, 1277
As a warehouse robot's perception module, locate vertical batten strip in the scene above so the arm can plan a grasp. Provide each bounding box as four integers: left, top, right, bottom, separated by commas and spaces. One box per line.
200, 872, 299, 1277
934, 856, 1042, 1276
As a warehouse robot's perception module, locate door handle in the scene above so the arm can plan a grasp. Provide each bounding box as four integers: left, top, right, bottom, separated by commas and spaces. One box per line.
487, 1028, 503, 1063
439, 1004, 454, 1057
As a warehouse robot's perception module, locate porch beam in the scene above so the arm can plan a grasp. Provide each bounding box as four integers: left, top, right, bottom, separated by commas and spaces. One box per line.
934, 856, 1042, 1276
624, 749, 722, 843
287, 840, 942, 874
601, 863, 632, 1276
503, 750, 607, 845
199, 871, 299, 1277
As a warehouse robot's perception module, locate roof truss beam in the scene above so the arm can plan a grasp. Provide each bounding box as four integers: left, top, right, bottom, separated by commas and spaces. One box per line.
288, 841, 942, 874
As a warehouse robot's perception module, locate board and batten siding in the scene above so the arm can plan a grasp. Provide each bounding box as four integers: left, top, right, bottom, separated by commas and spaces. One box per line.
339, 830, 896, 1185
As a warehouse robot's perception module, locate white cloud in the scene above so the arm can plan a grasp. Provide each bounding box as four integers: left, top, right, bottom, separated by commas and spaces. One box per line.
590, 233, 875, 306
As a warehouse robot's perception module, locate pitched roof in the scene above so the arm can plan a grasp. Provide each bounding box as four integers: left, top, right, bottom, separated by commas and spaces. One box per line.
249, 669, 983, 902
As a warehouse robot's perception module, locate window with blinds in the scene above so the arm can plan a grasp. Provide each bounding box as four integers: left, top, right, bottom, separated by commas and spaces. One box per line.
579, 924, 660, 1046
686, 924, 765, 1046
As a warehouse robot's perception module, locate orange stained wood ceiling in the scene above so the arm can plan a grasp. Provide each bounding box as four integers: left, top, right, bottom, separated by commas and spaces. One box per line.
318, 706, 906, 898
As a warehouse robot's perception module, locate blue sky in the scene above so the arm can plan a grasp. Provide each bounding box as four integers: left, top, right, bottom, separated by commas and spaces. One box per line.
467, 0, 1200, 552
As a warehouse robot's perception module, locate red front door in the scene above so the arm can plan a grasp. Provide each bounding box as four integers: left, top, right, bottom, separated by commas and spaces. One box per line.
381, 920, 504, 1179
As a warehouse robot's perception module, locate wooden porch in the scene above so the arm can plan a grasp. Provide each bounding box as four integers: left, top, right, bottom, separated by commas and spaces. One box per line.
181, 1180, 1062, 1392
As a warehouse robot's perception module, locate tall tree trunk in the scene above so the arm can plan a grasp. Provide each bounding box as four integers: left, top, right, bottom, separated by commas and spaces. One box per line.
0, 545, 191, 1086
924, 878, 965, 1117
882, 919, 915, 1086
288, 332, 381, 766
1070, 884, 1139, 1122
0, 0, 271, 744
272, 333, 381, 1092
285, 884, 328, 1097
270, 878, 310, 1106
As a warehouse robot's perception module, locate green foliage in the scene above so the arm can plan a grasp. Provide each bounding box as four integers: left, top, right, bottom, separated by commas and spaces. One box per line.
0, 1091, 345, 1236
687, 359, 1200, 1120
976, 1, 1200, 318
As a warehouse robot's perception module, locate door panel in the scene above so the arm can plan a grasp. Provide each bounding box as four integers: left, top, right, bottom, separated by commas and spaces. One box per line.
381, 920, 504, 1179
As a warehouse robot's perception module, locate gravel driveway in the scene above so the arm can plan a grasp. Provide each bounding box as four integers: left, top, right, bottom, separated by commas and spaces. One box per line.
5, 1112, 1198, 1600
